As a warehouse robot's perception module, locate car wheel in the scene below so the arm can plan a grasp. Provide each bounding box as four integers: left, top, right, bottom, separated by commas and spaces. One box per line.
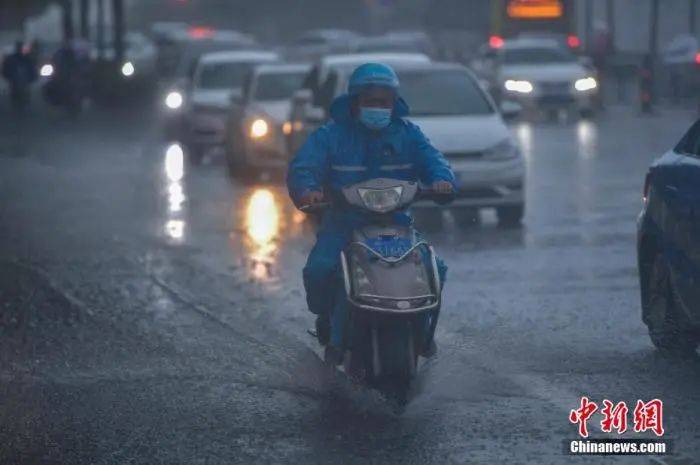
497, 204, 524, 227
643, 254, 699, 355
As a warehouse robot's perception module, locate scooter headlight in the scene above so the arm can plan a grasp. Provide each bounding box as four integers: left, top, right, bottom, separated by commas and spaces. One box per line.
357, 186, 403, 213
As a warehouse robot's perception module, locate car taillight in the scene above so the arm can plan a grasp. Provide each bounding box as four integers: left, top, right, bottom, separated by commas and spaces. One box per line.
643, 174, 651, 203
695, 52, 700, 65
489, 35, 505, 49
567, 35, 581, 49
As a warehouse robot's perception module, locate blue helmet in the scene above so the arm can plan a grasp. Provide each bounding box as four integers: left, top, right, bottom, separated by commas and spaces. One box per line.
347, 63, 400, 96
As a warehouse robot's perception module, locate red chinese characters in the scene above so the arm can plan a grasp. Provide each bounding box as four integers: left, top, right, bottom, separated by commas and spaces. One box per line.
600, 400, 629, 434
569, 397, 598, 438
570, 397, 665, 438
633, 399, 665, 437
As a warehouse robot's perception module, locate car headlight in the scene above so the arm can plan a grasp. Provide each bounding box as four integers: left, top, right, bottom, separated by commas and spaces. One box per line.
165, 91, 183, 110
504, 79, 533, 94
575, 77, 597, 92
121, 61, 135, 77
250, 118, 269, 139
483, 138, 519, 160
358, 186, 403, 213
40, 64, 54, 77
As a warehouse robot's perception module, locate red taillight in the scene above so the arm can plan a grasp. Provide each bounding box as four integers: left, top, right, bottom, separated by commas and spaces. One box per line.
189, 26, 215, 39
643, 174, 651, 203
694, 52, 700, 65
567, 35, 581, 49
489, 35, 505, 49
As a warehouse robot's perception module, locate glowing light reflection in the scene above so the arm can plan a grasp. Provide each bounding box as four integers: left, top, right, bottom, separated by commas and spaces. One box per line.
244, 189, 280, 280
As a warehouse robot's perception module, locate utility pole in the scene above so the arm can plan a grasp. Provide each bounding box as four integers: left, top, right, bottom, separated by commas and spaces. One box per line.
80, 0, 90, 40
691, 0, 697, 34
649, 0, 660, 59
606, 0, 615, 52
112, 0, 125, 63
585, 0, 594, 53
61, 0, 74, 40
641, 0, 660, 113
97, 0, 106, 59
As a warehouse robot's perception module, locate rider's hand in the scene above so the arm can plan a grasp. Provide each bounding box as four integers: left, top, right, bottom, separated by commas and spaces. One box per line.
300, 190, 324, 206
431, 180, 454, 194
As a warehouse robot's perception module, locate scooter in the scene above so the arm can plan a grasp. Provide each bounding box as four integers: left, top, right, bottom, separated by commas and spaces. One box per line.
303, 178, 450, 405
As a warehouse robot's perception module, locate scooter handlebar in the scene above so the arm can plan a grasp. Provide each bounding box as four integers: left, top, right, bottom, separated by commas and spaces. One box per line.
298, 202, 331, 213
417, 188, 456, 205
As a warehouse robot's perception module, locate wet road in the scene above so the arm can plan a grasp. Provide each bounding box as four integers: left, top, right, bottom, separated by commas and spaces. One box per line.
1, 100, 699, 465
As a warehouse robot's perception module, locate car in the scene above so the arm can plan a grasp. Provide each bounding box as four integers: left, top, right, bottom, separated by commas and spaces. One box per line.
471, 38, 598, 118
293, 61, 525, 225
354, 31, 436, 56
181, 50, 280, 164
286, 52, 431, 154
93, 32, 158, 94
285, 29, 359, 61
637, 119, 700, 354
156, 27, 259, 80
158, 29, 261, 142
224, 63, 310, 176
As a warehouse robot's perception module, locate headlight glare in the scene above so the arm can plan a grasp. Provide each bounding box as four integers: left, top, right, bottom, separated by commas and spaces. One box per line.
121, 61, 135, 77
575, 77, 597, 92
40, 64, 54, 77
504, 79, 533, 94
165, 91, 183, 110
250, 118, 269, 139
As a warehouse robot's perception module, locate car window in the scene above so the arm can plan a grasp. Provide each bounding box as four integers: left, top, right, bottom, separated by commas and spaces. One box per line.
196, 61, 256, 89
502, 47, 577, 64
398, 69, 494, 116
254, 71, 307, 101
675, 120, 700, 157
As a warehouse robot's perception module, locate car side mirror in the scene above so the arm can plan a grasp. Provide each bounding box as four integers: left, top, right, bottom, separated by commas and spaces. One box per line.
500, 101, 522, 120
292, 88, 313, 107
229, 89, 243, 105
305, 106, 326, 123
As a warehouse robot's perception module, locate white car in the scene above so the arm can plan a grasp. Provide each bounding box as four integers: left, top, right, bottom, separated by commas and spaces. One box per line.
285, 29, 359, 61
294, 61, 525, 225
224, 63, 310, 176
287, 52, 431, 154
472, 38, 598, 117
183, 50, 279, 163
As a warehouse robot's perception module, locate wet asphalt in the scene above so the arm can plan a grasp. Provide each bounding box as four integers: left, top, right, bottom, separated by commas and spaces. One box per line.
1, 96, 699, 465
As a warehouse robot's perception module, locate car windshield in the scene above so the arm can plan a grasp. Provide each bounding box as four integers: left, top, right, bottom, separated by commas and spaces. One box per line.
254, 71, 307, 101
398, 70, 493, 116
503, 47, 576, 64
197, 61, 256, 89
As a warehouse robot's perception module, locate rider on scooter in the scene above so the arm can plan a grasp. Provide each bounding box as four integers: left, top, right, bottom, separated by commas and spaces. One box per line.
286, 63, 455, 356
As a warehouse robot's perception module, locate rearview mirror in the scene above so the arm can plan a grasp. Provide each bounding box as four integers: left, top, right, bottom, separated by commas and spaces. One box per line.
500, 101, 522, 120
305, 106, 326, 123
229, 89, 243, 104
292, 88, 313, 106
